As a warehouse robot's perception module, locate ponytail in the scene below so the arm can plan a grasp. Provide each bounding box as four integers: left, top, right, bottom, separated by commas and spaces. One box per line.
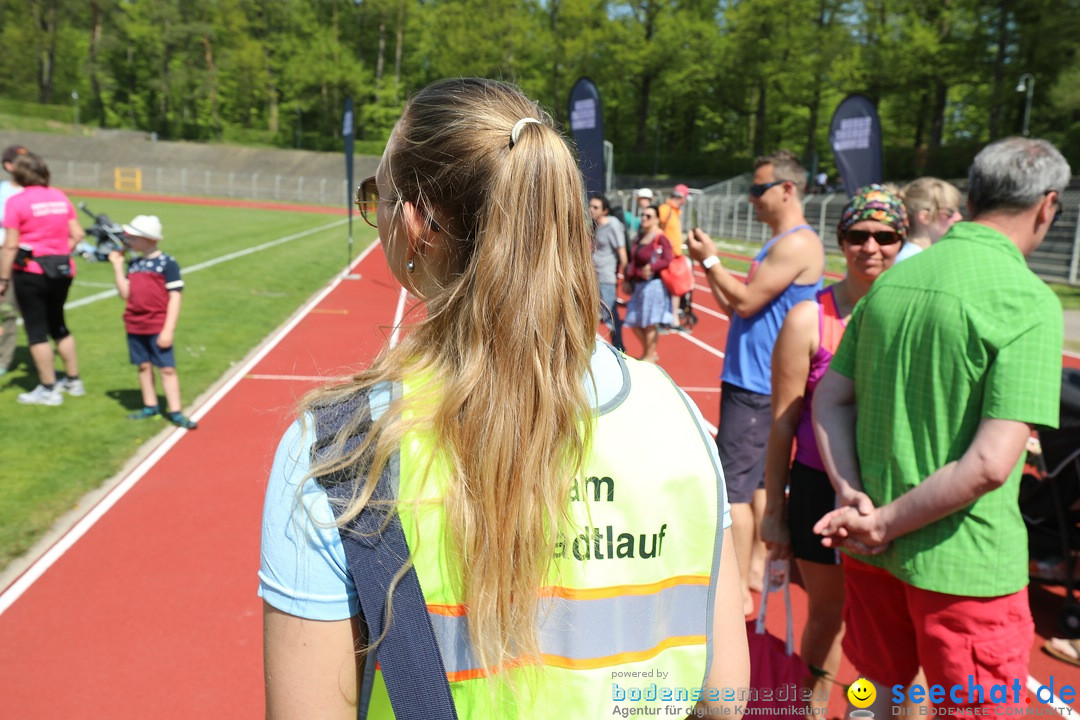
301, 78, 599, 678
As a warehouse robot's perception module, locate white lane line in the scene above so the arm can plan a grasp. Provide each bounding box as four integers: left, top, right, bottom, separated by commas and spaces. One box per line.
246, 373, 348, 382
678, 386, 722, 393
389, 286, 409, 349
65, 218, 349, 310
672, 329, 725, 359
0, 239, 378, 617
691, 303, 729, 321
1027, 675, 1073, 713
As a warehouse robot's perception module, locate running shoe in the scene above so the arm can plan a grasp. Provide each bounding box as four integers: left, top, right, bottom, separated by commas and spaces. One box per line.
167, 411, 198, 430
128, 406, 160, 420
17, 384, 63, 406
57, 377, 86, 396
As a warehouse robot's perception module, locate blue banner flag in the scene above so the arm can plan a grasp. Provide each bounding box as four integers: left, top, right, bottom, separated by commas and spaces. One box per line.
344, 97, 355, 263
828, 94, 883, 197
568, 78, 605, 196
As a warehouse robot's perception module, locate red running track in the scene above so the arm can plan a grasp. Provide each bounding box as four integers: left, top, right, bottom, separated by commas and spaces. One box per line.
0, 245, 1077, 718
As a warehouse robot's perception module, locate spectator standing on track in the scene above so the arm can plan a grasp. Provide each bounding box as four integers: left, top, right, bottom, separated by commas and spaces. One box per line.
625, 188, 654, 237
687, 149, 825, 617
108, 215, 197, 429
589, 193, 627, 351
0, 151, 85, 406
812, 137, 1068, 715
894, 177, 964, 263
760, 185, 906, 714
259, 78, 747, 719
0, 144, 27, 377
623, 204, 674, 363
658, 184, 689, 327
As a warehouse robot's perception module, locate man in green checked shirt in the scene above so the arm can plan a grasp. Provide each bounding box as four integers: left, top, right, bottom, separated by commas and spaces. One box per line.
811, 137, 1068, 715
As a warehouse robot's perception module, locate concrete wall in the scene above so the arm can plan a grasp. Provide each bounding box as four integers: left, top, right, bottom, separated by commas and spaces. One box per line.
0, 129, 381, 206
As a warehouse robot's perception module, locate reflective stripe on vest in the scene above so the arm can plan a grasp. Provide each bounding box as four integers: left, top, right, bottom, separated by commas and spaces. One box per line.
369, 350, 723, 718
428, 578, 710, 680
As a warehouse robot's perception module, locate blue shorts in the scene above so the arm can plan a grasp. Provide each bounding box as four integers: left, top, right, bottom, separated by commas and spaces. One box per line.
127, 333, 176, 368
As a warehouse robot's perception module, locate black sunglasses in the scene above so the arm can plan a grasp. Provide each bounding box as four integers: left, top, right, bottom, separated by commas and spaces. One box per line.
843, 229, 902, 246
355, 176, 442, 233
749, 181, 784, 198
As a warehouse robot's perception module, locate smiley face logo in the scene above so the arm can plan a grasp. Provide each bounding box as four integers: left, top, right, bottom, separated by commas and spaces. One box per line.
848, 678, 876, 708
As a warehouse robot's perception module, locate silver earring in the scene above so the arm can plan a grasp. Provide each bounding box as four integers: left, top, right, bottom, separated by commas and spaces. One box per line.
406, 259, 415, 273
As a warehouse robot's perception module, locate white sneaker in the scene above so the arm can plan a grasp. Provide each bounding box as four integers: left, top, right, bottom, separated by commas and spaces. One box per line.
57, 377, 85, 396
17, 384, 63, 406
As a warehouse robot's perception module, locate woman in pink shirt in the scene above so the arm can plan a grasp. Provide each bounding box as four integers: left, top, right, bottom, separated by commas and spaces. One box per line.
760, 185, 906, 713
0, 151, 86, 406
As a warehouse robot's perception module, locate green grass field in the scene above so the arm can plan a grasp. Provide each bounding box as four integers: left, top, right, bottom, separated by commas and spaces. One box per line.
0, 196, 377, 570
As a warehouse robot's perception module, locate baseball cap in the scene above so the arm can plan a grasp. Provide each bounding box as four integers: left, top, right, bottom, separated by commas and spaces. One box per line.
2, 145, 28, 165
637, 188, 654, 199
122, 215, 164, 242
673, 183, 690, 198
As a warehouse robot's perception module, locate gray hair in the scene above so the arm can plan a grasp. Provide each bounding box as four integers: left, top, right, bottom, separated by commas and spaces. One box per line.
968, 137, 1071, 216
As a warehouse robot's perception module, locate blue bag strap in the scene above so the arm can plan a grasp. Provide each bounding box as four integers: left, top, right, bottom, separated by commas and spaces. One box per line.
312, 392, 459, 720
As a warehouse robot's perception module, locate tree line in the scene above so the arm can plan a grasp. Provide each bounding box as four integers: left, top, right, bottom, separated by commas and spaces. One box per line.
4, 0, 1078, 182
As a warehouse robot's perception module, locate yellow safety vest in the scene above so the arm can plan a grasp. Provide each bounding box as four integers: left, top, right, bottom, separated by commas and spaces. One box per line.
365, 355, 723, 718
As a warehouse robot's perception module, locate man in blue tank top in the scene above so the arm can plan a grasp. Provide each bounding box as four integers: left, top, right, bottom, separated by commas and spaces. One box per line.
688, 150, 825, 616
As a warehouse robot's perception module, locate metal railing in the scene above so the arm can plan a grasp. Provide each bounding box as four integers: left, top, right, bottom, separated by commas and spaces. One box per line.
52, 161, 356, 208
49, 158, 1080, 286
678, 180, 1080, 286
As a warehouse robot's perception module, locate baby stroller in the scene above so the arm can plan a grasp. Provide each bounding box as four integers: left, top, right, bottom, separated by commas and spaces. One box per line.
676, 275, 698, 331
1021, 368, 1080, 635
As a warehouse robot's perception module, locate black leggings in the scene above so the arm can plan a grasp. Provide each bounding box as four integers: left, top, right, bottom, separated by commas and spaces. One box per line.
13, 272, 72, 345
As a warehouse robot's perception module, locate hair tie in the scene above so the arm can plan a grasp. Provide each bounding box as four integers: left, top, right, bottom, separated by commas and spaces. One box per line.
510, 117, 541, 148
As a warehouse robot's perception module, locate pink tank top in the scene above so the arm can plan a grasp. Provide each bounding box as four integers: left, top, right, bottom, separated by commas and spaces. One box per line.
793, 286, 847, 471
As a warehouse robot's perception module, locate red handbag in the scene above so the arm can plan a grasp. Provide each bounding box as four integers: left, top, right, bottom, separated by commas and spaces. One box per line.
659, 253, 693, 296
745, 561, 811, 714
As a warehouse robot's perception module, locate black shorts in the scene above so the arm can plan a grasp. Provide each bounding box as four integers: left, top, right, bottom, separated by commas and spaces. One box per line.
787, 459, 841, 566
13, 271, 72, 345
715, 382, 771, 504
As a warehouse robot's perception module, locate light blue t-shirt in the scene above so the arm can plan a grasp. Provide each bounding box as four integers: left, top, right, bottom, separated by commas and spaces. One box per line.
894, 240, 923, 263
0, 180, 21, 223
259, 342, 732, 620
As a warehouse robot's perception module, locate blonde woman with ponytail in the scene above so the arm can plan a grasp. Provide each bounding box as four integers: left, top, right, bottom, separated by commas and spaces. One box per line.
895, 177, 964, 262
260, 79, 747, 720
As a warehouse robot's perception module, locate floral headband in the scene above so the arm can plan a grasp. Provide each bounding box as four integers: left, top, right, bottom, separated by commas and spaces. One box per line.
838, 184, 908, 240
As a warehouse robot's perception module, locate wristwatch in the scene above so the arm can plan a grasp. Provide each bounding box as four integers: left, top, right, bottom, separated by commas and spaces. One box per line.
701, 255, 720, 270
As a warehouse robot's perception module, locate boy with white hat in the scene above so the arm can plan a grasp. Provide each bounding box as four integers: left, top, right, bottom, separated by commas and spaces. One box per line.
108, 215, 197, 429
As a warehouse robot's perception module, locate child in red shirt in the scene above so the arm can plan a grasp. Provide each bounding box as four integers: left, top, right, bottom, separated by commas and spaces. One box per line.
108, 215, 197, 429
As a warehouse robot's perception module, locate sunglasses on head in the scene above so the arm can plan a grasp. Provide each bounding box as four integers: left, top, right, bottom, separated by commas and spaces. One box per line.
355, 177, 379, 229
843, 229, 902, 246
355, 176, 442, 233
749, 181, 784, 198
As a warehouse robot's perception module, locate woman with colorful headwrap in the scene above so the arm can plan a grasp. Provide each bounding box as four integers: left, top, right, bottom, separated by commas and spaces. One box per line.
760, 184, 906, 713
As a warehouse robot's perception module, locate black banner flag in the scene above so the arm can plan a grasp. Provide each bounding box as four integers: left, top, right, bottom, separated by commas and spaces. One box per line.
828, 94, 883, 197
344, 96, 355, 264
568, 78, 605, 196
